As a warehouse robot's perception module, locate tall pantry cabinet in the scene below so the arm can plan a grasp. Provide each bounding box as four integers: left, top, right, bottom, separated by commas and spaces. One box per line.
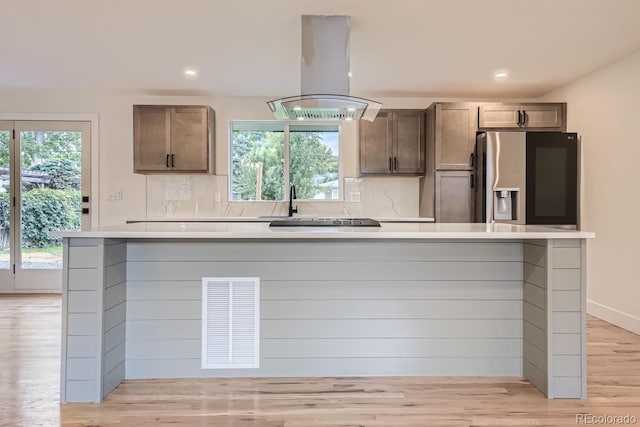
420, 103, 477, 222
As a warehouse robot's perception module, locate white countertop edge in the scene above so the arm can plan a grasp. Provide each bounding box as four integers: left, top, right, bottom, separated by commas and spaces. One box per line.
126, 216, 436, 223
53, 230, 595, 240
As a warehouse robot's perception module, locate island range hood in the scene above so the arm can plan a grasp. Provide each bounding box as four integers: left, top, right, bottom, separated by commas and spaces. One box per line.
267, 15, 382, 121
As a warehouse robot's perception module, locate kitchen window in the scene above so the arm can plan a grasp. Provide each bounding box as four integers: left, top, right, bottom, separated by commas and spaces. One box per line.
230, 122, 340, 201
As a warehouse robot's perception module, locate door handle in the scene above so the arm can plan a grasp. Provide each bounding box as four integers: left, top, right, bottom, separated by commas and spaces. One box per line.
171, 154, 175, 168
393, 157, 398, 171
166, 154, 170, 168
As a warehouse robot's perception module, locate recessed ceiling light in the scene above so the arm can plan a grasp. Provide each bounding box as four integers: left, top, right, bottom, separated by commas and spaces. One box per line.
184, 69, 197, 77
494, 71, 508, 79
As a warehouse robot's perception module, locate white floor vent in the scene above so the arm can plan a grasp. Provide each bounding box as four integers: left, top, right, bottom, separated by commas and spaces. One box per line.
201, 277, 260, 369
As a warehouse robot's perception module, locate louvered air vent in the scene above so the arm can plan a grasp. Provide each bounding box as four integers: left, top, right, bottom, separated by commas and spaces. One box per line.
201, 277, 260, 369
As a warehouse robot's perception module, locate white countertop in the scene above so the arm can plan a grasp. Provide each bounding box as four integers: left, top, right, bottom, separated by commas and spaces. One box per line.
126, 216, 436, 223
52, 222, 595, 240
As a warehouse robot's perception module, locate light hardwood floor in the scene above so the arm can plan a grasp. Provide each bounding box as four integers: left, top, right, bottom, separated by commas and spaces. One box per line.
1, 295, 639, 427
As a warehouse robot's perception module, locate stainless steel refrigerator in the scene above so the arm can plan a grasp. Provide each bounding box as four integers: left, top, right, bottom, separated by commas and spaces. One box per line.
475, 131, 579, 227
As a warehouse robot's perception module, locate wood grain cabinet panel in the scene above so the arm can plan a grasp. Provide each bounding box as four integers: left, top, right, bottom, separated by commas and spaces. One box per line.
134, 105, 214, 174
359, 109, 425, 175
435, 171, 474, 223
434, 103, 478, 170
133, 106, 171, 172
359, 110, 393, 174
394, 110, 425, 174
479, 103, 565, 131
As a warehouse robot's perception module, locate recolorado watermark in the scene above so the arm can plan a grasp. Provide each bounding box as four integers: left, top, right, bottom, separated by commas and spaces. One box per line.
576, 413, 637, 424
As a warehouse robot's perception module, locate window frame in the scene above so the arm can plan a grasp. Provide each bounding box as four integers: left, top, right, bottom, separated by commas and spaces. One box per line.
228, 120, 343, 202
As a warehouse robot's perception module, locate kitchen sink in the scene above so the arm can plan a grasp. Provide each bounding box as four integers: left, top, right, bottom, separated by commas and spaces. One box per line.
269, 217, 381, 227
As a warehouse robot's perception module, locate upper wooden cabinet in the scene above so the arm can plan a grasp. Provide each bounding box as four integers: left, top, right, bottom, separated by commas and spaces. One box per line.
133, 105, 215, 174
359, 109, 425, 175
478, 103, 566, 131
428, 102, 478, 170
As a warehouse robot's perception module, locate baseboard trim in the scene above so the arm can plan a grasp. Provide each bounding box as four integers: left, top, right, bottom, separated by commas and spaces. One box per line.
587, 300, 640, 335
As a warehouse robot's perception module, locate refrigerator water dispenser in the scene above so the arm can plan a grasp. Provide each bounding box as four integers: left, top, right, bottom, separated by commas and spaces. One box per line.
493, 189, 518, 221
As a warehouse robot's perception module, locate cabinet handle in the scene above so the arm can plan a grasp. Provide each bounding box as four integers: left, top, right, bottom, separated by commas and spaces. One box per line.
469, 153, 474, 168
389, 157, 392, 172
521, 110, 527, 126
470, 174, 474, 188
517, 110, 522, 126
393, 157, 398, 171
171, 154, 175, 167
166, 154, 170, 168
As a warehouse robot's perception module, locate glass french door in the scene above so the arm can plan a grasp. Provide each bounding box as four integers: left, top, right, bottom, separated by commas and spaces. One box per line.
0, 121, 91, 292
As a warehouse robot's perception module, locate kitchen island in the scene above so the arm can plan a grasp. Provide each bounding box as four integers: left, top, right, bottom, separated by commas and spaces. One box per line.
54, 222, 594, 403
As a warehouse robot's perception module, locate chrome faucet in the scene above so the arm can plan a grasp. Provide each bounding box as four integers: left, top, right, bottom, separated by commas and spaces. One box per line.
288, 183, 298, 217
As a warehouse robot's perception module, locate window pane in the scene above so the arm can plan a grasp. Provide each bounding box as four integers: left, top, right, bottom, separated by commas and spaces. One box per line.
20, 130, 82, 269
230, 126, 285, 201
290, 127, 339, 200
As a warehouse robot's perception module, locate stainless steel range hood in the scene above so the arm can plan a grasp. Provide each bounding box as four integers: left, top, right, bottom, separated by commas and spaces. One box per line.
267, 15, 382, 121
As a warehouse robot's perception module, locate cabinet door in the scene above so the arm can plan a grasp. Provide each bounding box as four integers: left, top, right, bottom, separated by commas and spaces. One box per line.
359, 110, 393, 174
521, 104, 565, 129
435, 171, 474, 223
478, 103, 520, 129
393, 110, 425, 174
134, 106, 171, 172
435, 103, 477, 170
170, 107, 210, 172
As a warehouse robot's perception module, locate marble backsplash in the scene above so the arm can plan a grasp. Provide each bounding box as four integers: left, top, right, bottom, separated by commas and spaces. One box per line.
146, 175, 420, 218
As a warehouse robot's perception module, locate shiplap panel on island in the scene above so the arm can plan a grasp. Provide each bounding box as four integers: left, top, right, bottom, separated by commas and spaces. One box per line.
522, 239, 586, 399
60, 238, 126, 403
57, 232, 590, 403
125, 240, 523, 379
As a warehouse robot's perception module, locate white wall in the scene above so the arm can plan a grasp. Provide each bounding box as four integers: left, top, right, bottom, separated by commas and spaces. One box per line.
0, 91, 447, 225
543, 49, 640, 334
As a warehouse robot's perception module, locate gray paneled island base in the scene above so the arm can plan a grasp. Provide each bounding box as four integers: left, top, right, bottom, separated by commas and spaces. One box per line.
54, 223, 594, 403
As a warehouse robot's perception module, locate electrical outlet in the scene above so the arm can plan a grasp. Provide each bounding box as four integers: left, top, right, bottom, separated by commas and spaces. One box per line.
214, 192, 221, 203
107, 189, 122, 201
350, 191, 361, 203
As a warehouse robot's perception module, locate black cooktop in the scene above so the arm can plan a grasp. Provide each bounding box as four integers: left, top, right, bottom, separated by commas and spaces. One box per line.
269, 217, 381, 227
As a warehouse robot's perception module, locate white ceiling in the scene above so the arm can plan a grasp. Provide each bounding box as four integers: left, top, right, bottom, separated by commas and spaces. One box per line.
2, 0, 640, 98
